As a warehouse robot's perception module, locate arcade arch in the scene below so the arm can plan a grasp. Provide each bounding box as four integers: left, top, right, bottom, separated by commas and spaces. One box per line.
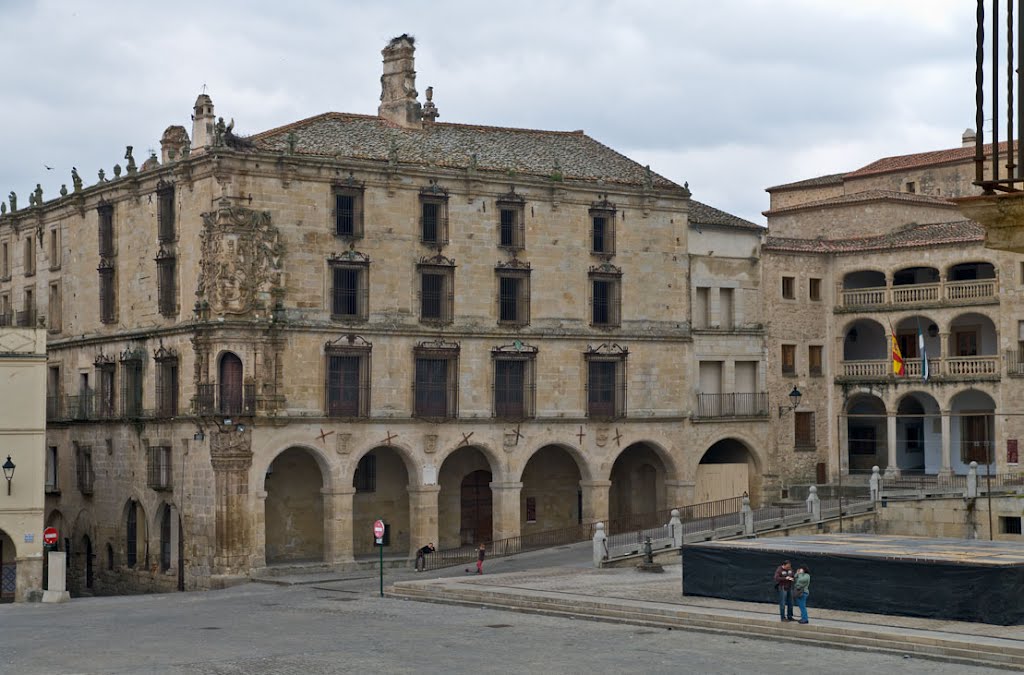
438, 446, 496, 548
519, 445, 585, 534
264, 447, 324, 564
350, 446, 411, 556
608, 442, 668, 526
696, 438, 761, 505
0, 529, 14, 603
847, 394, 887, 473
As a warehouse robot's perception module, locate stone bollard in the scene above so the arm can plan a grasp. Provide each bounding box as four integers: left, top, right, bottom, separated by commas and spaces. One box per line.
869, 465, 881, 502
967, 461, 978, 498
741, 494, 754, 536
669, 508, 682, 548
806, 485, 822, 521
592, 522, 608, 567
42, 552, 71, 603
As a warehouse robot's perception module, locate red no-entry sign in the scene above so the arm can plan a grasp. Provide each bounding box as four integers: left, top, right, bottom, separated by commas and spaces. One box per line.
43, 527, 58, 545
373, 519, 385, 539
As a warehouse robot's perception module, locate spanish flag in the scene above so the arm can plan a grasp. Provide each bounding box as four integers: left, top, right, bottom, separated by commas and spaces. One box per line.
891, 331, 905, 376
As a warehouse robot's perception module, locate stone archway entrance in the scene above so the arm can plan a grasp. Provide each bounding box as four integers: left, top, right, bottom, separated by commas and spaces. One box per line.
82, 535, 94, 591
520, 445, 583, 534
0, 529, 15, 603
438, 447, 496, 548
609, 443, 667, 526
264, 448, 324, 565
351, 446, 411, 556
696, 439, 759, 505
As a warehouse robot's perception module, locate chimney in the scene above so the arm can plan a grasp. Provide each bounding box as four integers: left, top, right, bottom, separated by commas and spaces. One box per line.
378, 34, 422, 128
962, 128, 977, 148
192, 93, 216, 154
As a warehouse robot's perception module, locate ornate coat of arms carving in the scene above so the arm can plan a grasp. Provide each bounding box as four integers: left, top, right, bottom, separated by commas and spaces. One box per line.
197, 198, 284, 316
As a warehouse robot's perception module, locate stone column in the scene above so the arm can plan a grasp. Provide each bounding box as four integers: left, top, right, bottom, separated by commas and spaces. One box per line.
210, 429, 253, 576
168, 504, 180, 571
837, 413, 849, 478
579, 479, 611, 524
489, 481, 523, 541
940, 332, 950, 374
939, 411, 953, 477
408, 484, 440, 556
322, 487, 355, 565
885, 413, 899, 478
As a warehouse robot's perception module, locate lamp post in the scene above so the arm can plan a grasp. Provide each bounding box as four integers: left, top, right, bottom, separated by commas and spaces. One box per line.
2, 455, 15, 496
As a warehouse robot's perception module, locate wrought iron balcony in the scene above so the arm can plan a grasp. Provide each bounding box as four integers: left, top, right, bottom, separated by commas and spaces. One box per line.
195, 382, 258, 416
694, 392, 769, 419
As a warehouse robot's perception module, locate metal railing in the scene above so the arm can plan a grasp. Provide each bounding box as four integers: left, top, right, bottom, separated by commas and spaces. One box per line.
195, 383, 256, 415
694, 392, 769, 419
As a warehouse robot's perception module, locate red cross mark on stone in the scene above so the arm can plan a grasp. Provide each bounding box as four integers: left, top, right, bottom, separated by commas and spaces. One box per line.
317, 428, 335, 443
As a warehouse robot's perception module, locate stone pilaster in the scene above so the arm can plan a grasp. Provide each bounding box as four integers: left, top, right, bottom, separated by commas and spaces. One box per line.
322, 486, 355, 565
408, 485, 440, 556
663, 479, 695, 508
884, 413, 900, 478
209, 428, 253, 575
939, 411, 953, 476
489, 481, 523, 541
579, 480, 611, 524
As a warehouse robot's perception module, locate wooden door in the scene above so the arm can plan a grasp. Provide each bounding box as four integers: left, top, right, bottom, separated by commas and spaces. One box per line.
219, 353, 243, 414
460, 470, 492, 545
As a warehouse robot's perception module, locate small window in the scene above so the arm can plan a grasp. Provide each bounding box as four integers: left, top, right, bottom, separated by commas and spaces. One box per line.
419, 191, 449, 246
590, 210, 616, 255
1000, 516, 1023, 535
781, 344, 796, 375
590, 266, 622, 327
147, 445, 172, 490
525, 497, 537, 523
809, 278, 821, 301
497, 268, 530, 326
330, 262, 369, 320
23, 237, 35, 277
795, 411, 815, 449
782, 276, 795, 300
413, 341, 460, 419
906, 181, 916, 193
417, 258, 455, 324
21, 288, 35, 327
333, 188, 364, 238
98, 261, 116, 324
98, 202, 115, 258
808, 345, 823, 376
76, 444, 94, 494
354, 453, 377, 493
497, 199, 525, 249
48, 229, 60, 270
157, 182, 176, 243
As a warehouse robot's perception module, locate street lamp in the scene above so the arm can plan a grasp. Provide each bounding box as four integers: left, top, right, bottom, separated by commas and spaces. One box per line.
778, 386, 803, 417
2, 455, 15, 496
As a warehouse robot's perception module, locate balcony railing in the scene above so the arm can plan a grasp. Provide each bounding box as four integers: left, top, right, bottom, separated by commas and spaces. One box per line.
195, 382, 257, 416
694, 392, 769, 419
841, 356, 1000, 380
840, 279, 998, 308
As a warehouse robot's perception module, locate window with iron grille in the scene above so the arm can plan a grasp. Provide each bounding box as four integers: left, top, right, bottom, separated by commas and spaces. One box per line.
354, 452, 376, 493
155, 353, 179, 418
525, 496, 537, 523
418, 258, 455, 324
1001, 516, 1023, 535
96, 362, 116, 418
157, 182, 176, 243
126, 500, 138, 567
23, 236, 34, 276
497, 268, 530, 326
590, 205, 616, 255
782, 276, 795, 299
160, 506, 172, 571
809, 277, 822, 301
333, 188, 364, 238
413, 341, 459, 419
420, 197, 449, 246
795, 411, 815, 449
98, 260, 116, 324
156, 249, 177, 317
120, 351, 144, 418
76, 444, 94, 494
585, 347, 627, 419
147, 445, 172, 490
325, 335, 371, 418
98, 202, 115, 257
492, 348, 536, 420
330, 262, 369, 320
590, 268, 622, 327
497, 199, 525, 250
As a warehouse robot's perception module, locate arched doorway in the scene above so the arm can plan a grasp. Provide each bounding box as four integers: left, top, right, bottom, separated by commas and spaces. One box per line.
847, 395, 887, 473
896, 393, 940, 474
696, 439, 758, 504
219, 352, 243, 414
950, 389, 997, 474
520, 446, 583, 534
0, 529, 15, 603
123, 500, 148, 569
159, 505, 172, 572
81, 535, 94, 591
438, 447, 495, 548
609, 442, 667, 527
351, 446, 411, 556
264, 448, 324, 564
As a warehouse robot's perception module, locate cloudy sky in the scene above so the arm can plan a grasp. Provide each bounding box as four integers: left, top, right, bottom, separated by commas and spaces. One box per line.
0, 0, 976, 224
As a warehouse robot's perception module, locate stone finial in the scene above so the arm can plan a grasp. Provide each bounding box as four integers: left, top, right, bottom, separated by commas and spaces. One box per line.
421, 85, 439, 124
378, 34, 422, 128
59, 184, 68, 197
98, 168, 106, 182
160, 127, 189, 164
113, 164, 122, 178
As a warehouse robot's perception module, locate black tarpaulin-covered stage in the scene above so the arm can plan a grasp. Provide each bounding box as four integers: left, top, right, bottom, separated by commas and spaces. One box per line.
682, 534, 1024, 625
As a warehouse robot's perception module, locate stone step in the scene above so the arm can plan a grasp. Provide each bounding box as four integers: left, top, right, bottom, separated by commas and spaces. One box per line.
387, 582, 1024, 670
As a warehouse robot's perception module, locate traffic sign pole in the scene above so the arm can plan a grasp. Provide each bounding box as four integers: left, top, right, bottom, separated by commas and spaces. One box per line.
373, 519, 385, 597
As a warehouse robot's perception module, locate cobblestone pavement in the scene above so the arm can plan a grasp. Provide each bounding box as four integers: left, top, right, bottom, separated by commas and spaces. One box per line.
0, 574, 1010, 675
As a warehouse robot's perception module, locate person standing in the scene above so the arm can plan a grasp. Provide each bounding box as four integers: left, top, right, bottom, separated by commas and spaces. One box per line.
793, 566, 812, 624
773, 560, 795, 621
476, 543, 486, 575
415, 542, 435, 572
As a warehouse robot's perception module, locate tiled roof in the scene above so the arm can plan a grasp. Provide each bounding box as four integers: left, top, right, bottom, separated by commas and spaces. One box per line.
845, 141, 1007, 178
763, 189, 956, 216
764, 220, 984, 254
765, 172, 846, 192
688, 199, 762, 230
248, 113, 682, 190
